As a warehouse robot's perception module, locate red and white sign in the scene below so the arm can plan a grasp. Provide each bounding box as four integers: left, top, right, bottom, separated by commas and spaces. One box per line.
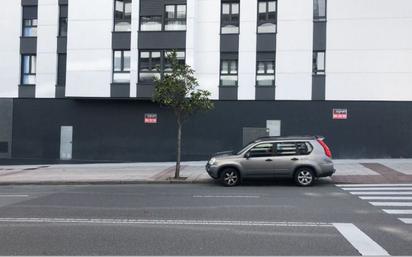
333, 109, 348, 120
144, 113, 158, 124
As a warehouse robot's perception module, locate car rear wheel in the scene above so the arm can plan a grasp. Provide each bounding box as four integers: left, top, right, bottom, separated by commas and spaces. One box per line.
220, 168, 240, 187
294, 168, 315, 186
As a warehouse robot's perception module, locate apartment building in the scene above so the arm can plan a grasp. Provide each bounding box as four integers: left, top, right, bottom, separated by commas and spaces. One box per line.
0, 0, 412, 162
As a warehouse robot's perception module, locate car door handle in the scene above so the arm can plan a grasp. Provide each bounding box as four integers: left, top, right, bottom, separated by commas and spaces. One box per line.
291, 158, 299, 161
265, 159, 273, 162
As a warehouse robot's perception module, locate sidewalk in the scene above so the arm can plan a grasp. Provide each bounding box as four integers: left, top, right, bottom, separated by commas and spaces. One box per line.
1, 159, 412, 185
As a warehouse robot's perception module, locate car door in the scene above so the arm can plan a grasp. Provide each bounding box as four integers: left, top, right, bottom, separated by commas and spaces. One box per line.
240, 143, 276, 177
273, 142, 300, 176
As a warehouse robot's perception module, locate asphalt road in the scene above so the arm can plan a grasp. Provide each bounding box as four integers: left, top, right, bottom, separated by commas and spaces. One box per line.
0, 179, 411, 255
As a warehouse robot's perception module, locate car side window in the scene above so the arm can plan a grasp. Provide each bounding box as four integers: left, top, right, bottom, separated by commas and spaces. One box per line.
275, 142, 297, 156
296, 142, 312, 155
275, 141, 312, 156
248, 143, 275, 157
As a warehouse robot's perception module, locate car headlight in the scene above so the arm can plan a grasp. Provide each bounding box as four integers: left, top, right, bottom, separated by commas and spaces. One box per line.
208, 157, 217, 165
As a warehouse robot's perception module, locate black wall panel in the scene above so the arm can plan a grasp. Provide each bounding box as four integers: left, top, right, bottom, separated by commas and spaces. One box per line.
11, 99, 412, 162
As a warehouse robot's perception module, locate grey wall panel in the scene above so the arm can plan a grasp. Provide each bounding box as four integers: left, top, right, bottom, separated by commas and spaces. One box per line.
111, 83, 130, 98
20, 37, 37, 54
112, 32, 131, 50
0, 99, 13, 159
137, 84, 154, 98
57, 37, 67, 53
220, 34, 239, 52
138, 32, 186, 49
21, 0, 38, 10
55, 86, 65, 98
256, 87, 276, 100
312, 75, 326, 100
140, 0, 163, 16
219, 87, 238, 100
11, 99, 412, 162
256, 34, 276, 52
313, 22, 326, 51
140, 0, 186, 16
18, 85, 36, 98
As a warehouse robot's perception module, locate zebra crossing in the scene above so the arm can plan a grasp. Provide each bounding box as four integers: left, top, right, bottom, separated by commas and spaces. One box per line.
337, 183, 412, 224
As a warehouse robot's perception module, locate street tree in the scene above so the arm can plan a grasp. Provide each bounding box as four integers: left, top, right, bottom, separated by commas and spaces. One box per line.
153, 50, 214, 179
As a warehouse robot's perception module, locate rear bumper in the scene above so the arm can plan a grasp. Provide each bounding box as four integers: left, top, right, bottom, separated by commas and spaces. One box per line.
318, 163, 336, 177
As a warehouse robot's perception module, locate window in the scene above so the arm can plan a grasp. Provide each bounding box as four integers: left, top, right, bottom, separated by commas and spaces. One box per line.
113, 50, 131, 83
22, 6, 38, 37
164, 4, 186, 31
57, 54, 67, 86
139, 51, 161, 82
249, 143, 275, 157
256, 54, 275, 86
140, 16, 162, 31
114, 0, 132, 32
23, 19, 37, 37
313, 51, 325, 75
139, 50, 186, 82
220, 59, 238, 86
258, 0, 276, 33
314, 0, 326, 21
164, 51, 186, 74
221, 2, 239, 34
275, 142, 312, 156
59, 5, 68, 37
21, 55, 36, 85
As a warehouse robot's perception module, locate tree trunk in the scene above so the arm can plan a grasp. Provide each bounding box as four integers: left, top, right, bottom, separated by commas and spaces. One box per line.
175, 118, 182, 179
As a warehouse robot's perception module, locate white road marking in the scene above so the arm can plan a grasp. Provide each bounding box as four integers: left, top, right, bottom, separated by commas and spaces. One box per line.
350, 192, 412, 195
192, 195, 260, 198
399, 218, 412, 224
369, 202, 412, 207
333, 223, 389, 256
0, 218, 332, 227
337, 184, 412, 187
342, 187, 412, 191
359, 196, 412, 200
0, 195, 29, 197
383, 209, 412, 214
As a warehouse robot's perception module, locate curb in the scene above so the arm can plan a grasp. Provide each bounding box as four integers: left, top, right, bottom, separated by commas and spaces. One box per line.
0, 179, 214, 186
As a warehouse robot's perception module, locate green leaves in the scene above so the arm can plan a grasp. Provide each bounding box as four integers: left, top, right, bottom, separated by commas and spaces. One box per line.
153, 50, 214, 122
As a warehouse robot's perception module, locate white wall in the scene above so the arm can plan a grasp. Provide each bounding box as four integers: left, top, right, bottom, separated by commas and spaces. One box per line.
238, 0, 257, 100
65, 0, 113, 97
130, 0, 140, 97
0, 2, 21, 97
326, 0, 412, 101
275, 0, 313, 100
192, 0, 220, 99
36, 0, 59, 98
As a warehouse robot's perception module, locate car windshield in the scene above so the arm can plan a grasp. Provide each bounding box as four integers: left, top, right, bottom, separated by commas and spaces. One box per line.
236, 141, 256, 155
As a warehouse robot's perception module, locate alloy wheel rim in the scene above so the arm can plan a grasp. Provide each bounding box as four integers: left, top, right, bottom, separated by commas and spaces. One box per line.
224, 171, 238, 185
297, 170, 313, 185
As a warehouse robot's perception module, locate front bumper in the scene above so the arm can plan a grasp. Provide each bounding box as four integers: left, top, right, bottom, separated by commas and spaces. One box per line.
205, 163, 219, 179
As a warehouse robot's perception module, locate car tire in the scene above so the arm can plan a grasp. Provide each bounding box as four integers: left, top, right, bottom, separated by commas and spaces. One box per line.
294, 167, 315, 186
220, 168, 241, 187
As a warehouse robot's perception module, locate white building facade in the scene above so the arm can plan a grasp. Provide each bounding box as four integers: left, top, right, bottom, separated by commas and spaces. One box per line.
0, 0, 412, 162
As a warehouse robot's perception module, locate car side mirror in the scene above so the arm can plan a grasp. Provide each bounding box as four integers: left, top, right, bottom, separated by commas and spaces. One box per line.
245, 152, 251, 159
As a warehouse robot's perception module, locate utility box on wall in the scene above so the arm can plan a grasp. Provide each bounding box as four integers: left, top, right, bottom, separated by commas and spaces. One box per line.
242, 127, 269, 146
267, 120, 281, 136
0, 99, 13, 159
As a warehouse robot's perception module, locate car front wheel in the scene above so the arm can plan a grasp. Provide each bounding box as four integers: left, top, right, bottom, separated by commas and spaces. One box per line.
294, 168, 315, 186
220, 168, 240, 187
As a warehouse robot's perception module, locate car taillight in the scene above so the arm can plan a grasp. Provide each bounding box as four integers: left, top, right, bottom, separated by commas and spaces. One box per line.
317, 139, 332, 158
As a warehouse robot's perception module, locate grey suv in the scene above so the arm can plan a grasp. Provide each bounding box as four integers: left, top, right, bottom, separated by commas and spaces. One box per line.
206, 136, 335, 186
